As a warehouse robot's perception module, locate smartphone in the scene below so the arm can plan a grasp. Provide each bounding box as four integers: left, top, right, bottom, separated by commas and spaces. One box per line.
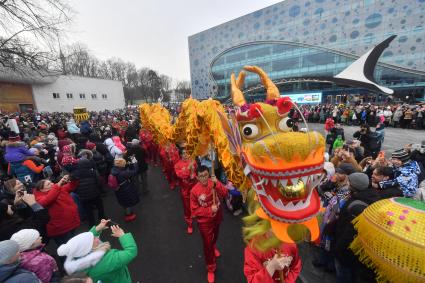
17, 190, 25, 197
378, 151, 385, 159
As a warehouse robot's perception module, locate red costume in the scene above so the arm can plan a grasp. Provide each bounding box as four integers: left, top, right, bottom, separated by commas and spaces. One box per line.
190, 179, 228, 272
139, 129, 158, 164
159, 144, 179, 189
244, 243, 301, 283
174, 159, 197, 227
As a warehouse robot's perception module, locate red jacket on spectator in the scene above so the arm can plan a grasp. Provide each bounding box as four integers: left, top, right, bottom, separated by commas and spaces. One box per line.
244, 243, 301, 283
34, 180, 80, 237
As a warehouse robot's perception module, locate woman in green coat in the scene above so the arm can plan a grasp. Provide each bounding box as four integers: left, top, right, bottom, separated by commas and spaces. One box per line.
58, 219, 137, 283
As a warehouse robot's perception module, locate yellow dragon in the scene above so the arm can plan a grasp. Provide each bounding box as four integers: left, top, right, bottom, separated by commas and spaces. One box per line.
140, 65, 325, 244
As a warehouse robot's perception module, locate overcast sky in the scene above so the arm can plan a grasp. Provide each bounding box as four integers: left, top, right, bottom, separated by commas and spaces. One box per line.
70, 0, 281, 82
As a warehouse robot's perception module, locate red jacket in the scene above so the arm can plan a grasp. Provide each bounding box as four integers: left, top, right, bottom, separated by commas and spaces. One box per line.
190, 179, 228, 222
34, 180, 80, 237
244, 243, 301, 283
174, 159, 197, 190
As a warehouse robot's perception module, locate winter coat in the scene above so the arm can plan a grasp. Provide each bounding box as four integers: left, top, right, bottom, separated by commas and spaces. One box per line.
86, 227, 137, 283
111, 164, 140, 208
0, 263, 39, 283
0, 203, 49, 241
20, 246, 58, 283
333, 189, 380, 265
380, 161, 421, 197
126, 144, 148, 172
33, 180, 80, 237
66, 121, 80, 134
73, 159, 101, 201
4, 142, 34, 163
9, 159, 44, 184
80, 121, 92, 135
244, 243, 301, 283
104, 138, 123, 159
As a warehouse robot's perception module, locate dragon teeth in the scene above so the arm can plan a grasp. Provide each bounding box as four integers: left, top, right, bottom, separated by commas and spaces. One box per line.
244, 165, 251, 176
291, 178, 299, 186
263, 178, 269, 185
271, 179, 278, 187
280, 179, 288, 187
301, 176, 308, 184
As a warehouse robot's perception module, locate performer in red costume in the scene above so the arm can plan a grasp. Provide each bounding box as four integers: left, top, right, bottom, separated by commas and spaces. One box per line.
139, 128, 159, 165
174, 147, 197, 234
190, 165, 228, 283
159, 143, 179, 189
244, 240, 301, 283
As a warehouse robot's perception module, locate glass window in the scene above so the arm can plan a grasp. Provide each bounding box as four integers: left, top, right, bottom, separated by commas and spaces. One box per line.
226, 52, 245, 63
66, 93, 73, 99
102, 94, 107, 99
272, 58, 299, 71
247, 47, 270, 59
52, 93, 60, 99
79, 93, 86, 99
91, 94, 97, 99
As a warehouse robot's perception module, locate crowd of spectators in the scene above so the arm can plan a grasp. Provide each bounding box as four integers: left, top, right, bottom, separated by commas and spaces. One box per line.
312, 120, 425, 282
0, 109, 143, 282
298, 102, 425, 129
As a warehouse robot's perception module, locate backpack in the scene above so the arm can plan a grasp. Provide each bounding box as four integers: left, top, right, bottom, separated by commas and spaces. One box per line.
107, 174, 119, 190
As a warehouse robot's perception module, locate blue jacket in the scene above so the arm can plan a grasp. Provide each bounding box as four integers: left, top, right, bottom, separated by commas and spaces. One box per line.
0, 263, 39, 283
4, 142, 33, 163
380, 161, 421, 197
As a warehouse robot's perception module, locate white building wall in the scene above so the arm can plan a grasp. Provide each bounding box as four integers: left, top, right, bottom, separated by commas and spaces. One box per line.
32, 75, 125, 112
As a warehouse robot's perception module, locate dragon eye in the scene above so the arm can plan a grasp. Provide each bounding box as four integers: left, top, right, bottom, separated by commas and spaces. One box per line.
278, 117, 294, 132
242, 124, 260, 139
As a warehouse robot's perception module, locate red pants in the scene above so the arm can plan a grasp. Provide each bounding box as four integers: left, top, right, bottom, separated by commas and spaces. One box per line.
197, 212, 222, 272
163, 165, 177, 188
180, 188, 192, 226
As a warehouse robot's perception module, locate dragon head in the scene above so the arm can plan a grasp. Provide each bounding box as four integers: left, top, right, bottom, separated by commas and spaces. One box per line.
230, 66, 325, 242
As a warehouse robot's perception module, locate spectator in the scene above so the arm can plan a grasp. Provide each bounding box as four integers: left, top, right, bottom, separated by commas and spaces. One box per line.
353, 124, 381, 158
126, 139, 149, 194
333, 172, 379, 283
10, 229, 59, 283
33, 175, 80, 246
371, 166, 403, 199
110, 158, 139, 222
73, 149, 105, 227
0, 240, 39, 282
58, 220, 137, 283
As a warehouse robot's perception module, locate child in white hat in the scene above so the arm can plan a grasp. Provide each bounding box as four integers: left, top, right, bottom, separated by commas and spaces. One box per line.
10, 229, 58, 283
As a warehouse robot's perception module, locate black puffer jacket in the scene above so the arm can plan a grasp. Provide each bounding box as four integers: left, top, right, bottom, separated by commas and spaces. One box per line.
72, 158, 100, 201
111, 163, 139, 208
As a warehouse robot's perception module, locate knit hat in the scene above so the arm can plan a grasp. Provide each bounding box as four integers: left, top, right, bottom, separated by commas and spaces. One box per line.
391, 149, 410, 164
86, 142, 96, 150
0, 240, 19, 264
131, 139, 140, 146
348, 172, 370, 191
8, 133, 20, 142
57, 232, 94, 259
335, 163, 356, 175
10, 229, 40, 252
114, 158, 126, 168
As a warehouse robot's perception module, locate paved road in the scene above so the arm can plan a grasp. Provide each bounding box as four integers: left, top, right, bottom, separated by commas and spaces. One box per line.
307, 123, 424, 154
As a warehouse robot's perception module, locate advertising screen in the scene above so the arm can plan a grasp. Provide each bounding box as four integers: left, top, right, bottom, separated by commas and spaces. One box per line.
281, 92, 322, 104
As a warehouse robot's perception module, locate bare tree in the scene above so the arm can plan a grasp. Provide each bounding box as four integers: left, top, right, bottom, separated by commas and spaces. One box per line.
175, 80, 191, 99
0, 0, 72, 73
160, 74, 172, 92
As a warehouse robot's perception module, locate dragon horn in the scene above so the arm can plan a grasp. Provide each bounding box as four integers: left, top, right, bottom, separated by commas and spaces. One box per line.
244, 65, 280, 100
231, 72, 246, 106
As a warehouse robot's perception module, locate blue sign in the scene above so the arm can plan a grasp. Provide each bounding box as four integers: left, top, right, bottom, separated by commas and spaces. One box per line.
281, 92, 322, 104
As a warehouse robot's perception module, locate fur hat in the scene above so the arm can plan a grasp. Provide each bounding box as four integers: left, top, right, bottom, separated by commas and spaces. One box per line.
131, 139, 140, 146
0, 240, 19, 264
348, 172, 370, 191
57, 232, 94, 259
86, 142, 96, 150
4, 178, 17, 193
114, 158, 126, 168
10, 229, 40, 252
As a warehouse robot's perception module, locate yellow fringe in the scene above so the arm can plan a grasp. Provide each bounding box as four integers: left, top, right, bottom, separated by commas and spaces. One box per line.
349, 199, 425, 283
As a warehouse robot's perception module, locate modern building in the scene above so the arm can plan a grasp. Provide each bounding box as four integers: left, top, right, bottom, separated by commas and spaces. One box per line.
188, 0, 425, 103
0, 68, 125, 113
